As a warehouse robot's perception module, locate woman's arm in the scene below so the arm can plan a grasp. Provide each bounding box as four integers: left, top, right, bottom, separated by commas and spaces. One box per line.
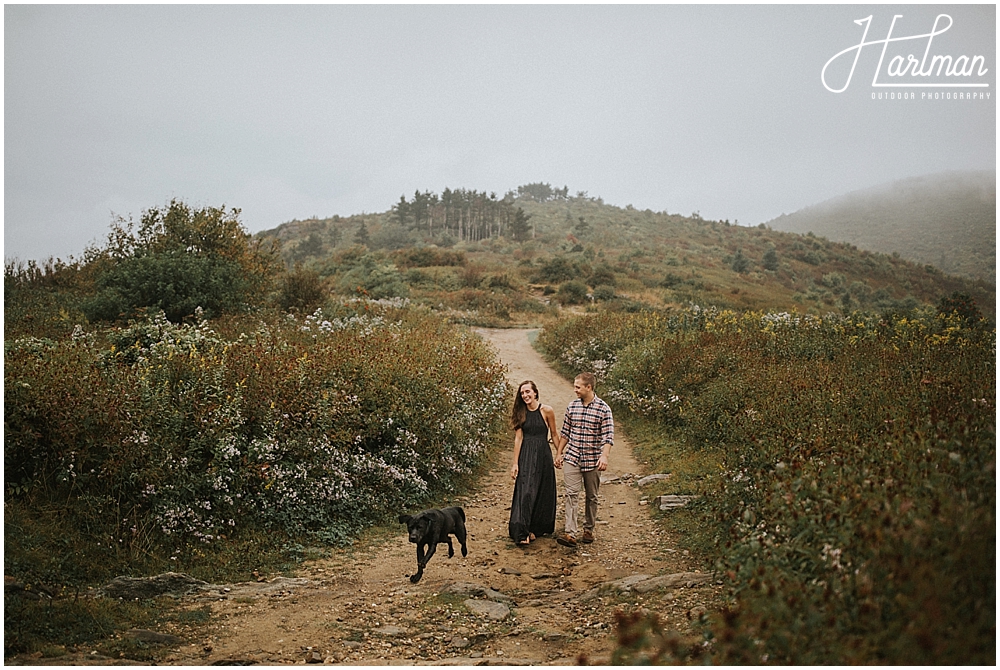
541, 405, 560, 446
511, 428, 523, 479
543, 405, 567, 467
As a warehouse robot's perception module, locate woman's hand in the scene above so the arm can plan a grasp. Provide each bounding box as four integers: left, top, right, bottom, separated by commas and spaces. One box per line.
511, 463, 519, 480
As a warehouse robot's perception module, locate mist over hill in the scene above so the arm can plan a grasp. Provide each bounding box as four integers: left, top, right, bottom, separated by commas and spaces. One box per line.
766, 171, 996, 284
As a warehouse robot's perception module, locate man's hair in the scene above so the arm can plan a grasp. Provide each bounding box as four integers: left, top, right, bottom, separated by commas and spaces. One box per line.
575, 372, 597, 389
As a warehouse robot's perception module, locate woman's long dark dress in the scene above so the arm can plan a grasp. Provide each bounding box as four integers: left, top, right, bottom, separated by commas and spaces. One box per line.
508, 407, 557, 543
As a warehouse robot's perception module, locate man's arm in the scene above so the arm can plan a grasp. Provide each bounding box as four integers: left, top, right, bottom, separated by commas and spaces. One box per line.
596, 442, 611, 471
554, 434, 568, 468
596, 403, 614, 471
555, 408, 572, 468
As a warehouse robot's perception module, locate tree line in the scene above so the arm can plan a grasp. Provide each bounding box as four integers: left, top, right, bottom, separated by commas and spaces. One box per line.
390, 183, 580, 243
392, 188, 533, 243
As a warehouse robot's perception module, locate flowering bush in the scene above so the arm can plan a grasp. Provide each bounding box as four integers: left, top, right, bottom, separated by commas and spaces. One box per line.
6, 299, 508, 577
540, 305, 995, 664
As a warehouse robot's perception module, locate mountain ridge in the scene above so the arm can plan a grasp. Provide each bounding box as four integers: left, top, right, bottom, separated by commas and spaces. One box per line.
765, 170, 995, 283
256, 179, 994, 321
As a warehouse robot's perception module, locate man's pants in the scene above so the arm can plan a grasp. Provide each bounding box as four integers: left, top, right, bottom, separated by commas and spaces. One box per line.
563, 462, 601, 535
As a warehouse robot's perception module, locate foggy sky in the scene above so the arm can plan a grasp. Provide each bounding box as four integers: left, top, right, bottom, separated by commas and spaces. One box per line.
5, 4, 995, 262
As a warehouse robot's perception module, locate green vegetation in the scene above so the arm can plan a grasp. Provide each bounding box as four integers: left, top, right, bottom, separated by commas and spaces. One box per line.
83, 200, 280, 323
4, 594, 173, 660
5, 302, 508, 655
538, 300, 994, 664
258, 182, 993, 327
5, 200, 509, 658
6, 300, 506, 568
768, 170, 996, 283
6, 182, 994, 661
5, 199, 280, 341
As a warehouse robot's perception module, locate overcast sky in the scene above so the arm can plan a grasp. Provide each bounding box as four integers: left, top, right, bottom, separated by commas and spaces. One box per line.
5, 4, 995, 262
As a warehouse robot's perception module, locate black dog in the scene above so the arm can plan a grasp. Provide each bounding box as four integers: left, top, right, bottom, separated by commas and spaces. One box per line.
398, 506, 468, 583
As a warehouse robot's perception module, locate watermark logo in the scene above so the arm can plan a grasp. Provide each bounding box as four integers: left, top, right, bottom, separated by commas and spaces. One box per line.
822, 14, 990, 94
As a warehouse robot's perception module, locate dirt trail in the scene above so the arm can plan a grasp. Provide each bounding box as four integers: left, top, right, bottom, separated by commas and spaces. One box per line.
70, 328, 720, 666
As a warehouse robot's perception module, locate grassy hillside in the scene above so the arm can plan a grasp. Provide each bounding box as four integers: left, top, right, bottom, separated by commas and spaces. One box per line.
766, 170, 996, 283
4, 204, 511, 657
258, 186, 994, 323
6, 191, 992, 661
538, 306, 994, 664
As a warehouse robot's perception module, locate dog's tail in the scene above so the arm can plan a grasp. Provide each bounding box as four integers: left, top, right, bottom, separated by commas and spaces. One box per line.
457, 507, 466, 522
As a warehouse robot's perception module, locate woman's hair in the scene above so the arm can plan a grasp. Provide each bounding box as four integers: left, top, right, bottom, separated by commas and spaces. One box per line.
511, 380, 540, 430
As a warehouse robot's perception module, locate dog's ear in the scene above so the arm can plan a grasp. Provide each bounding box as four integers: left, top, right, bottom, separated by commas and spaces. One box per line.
398, 514, 411, 524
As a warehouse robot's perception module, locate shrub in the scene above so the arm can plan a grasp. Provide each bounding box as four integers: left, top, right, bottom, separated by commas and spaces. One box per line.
540, 305, 995, 664
337, 256, 408, 299
589, 264, 617, 287
82, 200, 279, 323
485, 273, 516, 290
660, 272, 684, 289
729, 249, 750, 273
84, 250, 250, 322
5, 301, 508, 587
460, 264, 486, 288
802, 250, 825, 265
937, 291, 985, 326
391, 247, 466, 268
762, 246, 779, 271
450, 289, 515, 320
556, 280, 589, 305
368, 223, 415, 251
537, 255, 579, 283
592, 285, 616, 302
820, 272, 846, 293
4, 258, 91, 340
277, 264, 326, 312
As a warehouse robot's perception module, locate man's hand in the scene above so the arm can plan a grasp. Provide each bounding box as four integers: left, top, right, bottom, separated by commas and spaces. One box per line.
554, 453, 563, 469
597, 453, 609, 471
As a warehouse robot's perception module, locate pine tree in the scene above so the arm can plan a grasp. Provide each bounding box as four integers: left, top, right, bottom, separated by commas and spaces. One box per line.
509, 208, 532, 242
762, 245, 779, 271
393, 196, 409, 227
354, 221, 370, 247
731, 249, 750, 273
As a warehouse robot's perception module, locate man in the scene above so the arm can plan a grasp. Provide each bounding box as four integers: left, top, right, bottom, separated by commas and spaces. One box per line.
554, 372, 614, 547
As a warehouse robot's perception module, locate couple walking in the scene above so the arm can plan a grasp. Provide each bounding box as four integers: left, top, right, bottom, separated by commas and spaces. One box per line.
507, 372, 614, 548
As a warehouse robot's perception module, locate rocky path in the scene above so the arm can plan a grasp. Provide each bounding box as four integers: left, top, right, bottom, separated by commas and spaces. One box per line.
35, 328, 721, 666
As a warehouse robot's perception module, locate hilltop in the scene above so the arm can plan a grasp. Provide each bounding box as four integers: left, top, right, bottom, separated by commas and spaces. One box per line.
258, 182, 994, 322
766, 170, 996, 283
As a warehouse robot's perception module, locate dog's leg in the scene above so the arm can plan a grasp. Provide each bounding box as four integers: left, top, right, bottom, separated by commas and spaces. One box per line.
446, 537, 455, 558
422, 541, 438, 567
456, 524, 469, 557
411, 544, 426, 583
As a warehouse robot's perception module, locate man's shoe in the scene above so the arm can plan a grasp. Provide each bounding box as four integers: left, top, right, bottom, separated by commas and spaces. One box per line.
581, 530, 594, 544
556, 533, 578, 548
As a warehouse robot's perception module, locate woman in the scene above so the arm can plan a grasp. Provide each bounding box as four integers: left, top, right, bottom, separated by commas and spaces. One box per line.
508, 380, 559, 546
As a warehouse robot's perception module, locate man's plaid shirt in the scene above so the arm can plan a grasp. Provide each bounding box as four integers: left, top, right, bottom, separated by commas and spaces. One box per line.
560, 395, 615, 471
